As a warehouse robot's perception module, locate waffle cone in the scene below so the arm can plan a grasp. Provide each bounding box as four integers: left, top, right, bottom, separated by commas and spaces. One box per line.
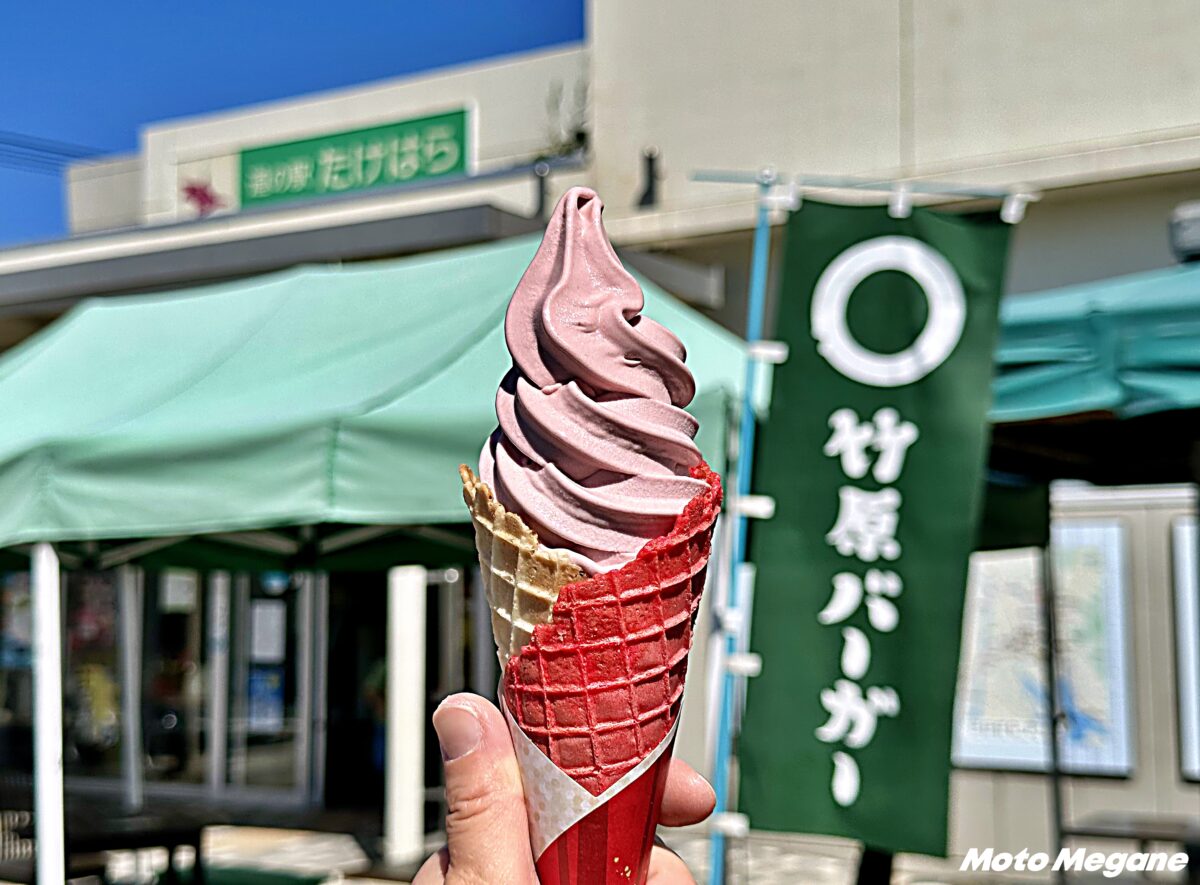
460, 465, 584, 667
460, 462, 722, 797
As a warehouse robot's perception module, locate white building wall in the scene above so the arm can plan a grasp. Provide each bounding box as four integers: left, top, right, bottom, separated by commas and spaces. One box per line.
1006, 170, 1200, 295
135, 44, 587, 225
64, 155, 143, 235
590, 0, 1200, 243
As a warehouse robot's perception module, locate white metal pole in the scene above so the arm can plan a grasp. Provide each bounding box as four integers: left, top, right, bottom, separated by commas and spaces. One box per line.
117, 565, 144, 811
384, 565, 427, 866
31, 543, 65, 885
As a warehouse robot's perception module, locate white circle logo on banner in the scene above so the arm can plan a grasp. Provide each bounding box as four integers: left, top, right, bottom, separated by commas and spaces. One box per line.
810, 235, 966, 387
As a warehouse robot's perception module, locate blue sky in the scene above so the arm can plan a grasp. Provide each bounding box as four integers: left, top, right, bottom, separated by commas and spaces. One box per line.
0, 1, 584, 247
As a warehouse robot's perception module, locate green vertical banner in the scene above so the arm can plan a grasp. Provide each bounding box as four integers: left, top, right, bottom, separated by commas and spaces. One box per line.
739, 201, 1010, 856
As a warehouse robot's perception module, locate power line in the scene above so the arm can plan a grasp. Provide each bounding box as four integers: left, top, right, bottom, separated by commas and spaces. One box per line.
0, 130, 103, 175
0, 149, 64, 174
0, 130, 99, 158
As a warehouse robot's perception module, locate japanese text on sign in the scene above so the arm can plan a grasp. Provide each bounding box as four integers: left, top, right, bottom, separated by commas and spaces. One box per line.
809, 233, 966, 809
239, 109, 468, 207
815, 406, 916, 806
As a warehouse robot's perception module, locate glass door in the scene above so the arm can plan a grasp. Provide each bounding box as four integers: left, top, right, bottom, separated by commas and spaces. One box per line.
142, 569, 207, 785
226, 571, 313, 799
10, 564, 321, 809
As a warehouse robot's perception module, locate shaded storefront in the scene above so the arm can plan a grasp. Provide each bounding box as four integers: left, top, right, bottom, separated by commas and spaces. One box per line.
0, 235, 746, 879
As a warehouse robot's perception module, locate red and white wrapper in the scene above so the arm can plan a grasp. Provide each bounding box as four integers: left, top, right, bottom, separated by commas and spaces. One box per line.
504, 700, 679, 883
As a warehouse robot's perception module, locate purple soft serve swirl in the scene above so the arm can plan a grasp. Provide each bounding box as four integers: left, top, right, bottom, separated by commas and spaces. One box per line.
480, 187, 706, 573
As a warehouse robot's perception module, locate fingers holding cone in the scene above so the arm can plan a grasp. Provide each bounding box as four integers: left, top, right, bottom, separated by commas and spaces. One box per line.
414, 693, 713, 883
414, 694, 538, 884
660, 758, 716, 827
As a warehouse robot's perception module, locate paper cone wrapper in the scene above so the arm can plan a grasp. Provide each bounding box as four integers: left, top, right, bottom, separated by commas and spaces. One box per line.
462, 463, 722, 884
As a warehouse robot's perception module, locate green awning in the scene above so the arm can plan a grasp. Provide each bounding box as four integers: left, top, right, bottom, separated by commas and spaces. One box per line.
991, 262, 1200, 423
0, 235, 745, 553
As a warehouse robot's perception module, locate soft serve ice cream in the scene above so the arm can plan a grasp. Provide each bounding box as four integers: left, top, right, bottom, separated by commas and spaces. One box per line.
461, 186, 723, 884
480, 186, 707, 573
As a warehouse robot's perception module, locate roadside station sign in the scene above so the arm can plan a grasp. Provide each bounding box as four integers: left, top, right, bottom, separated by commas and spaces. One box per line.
238, 108, 468, 207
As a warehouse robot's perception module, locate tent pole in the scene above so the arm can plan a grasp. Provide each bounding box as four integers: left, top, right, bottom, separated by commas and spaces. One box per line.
31, 543, 65, 885
384, 566, 427, 867
117, 565, 144, 811
1040, 544, 1067, 882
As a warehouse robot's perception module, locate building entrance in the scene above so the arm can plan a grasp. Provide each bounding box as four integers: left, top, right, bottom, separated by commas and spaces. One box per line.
323, 575, 388, 810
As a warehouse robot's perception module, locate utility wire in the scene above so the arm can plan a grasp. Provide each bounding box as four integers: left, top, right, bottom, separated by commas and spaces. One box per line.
0, 149, 64, 172
0, 130, 103, 176
0, 130, 99, 158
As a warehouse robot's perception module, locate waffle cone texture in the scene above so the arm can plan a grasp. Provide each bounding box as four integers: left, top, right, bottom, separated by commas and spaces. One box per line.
460, 462, 722, 796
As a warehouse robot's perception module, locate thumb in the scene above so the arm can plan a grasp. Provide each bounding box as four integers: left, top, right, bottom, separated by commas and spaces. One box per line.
415, 693, 537, 884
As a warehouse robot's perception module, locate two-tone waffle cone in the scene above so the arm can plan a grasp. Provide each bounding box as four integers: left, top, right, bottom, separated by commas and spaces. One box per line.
461, 462, 722, 796
461, 465, 584, 666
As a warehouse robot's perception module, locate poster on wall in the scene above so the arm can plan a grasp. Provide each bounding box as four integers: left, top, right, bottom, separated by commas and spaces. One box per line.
0, 572, 31, 669
953, 522, 1133, 774
250, 599, 287, 664
1171, 517, 1200, 782
248, 665, 286, 735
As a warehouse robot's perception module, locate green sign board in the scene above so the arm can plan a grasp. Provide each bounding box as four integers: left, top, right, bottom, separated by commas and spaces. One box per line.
239, 109, 468, 207
739, 201, 1010, 856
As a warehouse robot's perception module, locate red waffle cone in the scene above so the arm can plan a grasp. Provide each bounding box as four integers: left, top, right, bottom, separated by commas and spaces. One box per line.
504, 461, 721, 795
461, 461, 721, 884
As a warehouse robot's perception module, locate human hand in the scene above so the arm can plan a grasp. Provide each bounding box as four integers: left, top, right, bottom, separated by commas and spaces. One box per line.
414, 693, 714, 884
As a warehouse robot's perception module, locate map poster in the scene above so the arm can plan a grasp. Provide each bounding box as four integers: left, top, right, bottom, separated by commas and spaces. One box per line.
953, 522, 1133, 774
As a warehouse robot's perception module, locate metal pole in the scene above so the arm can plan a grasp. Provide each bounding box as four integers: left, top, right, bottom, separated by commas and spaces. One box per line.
206, 572, 231, 793
311, 572, 330, 805
468, 568, 496, 699
438, 569, 465, 698
31, 543, 65, 885
229, 573, 250, 786
708, 168, 776, 885
294, 573, 314, 803
1040, 544, 1067, 883
117, 565, 144, 811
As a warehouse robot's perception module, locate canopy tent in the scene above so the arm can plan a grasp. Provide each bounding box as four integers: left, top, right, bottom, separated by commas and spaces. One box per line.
0, 233, 747, 882
0, 235, 745, 564
990, 262, 1200, 484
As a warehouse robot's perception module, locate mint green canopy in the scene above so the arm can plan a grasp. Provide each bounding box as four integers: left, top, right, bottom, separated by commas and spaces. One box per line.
0, 235, 745, 557
991, 262, 1200, 423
